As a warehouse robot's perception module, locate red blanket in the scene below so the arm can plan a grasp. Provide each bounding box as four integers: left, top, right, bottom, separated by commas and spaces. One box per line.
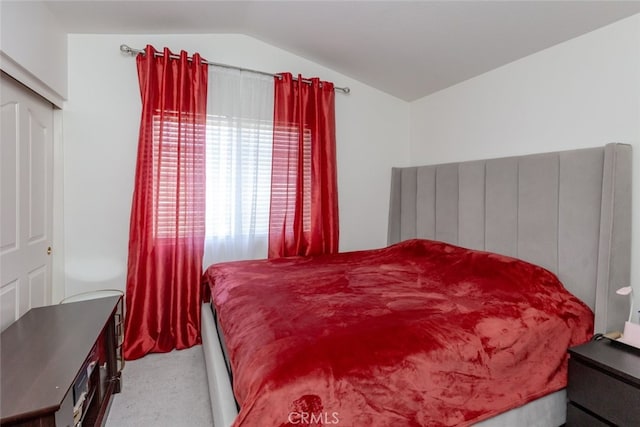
205, 239, 593, 426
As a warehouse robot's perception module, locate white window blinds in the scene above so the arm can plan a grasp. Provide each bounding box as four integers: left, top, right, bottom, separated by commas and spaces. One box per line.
151, 112, 206, 239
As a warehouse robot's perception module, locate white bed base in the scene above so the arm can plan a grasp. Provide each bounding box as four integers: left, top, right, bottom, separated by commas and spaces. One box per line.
201, 301, 566, 427
202, 302, 237, 427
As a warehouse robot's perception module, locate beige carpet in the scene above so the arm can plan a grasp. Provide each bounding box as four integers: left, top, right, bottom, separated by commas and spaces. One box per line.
106, 345, 214, 426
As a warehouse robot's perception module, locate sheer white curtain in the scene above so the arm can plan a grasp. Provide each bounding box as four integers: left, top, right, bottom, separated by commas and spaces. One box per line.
202, 67, 274, 267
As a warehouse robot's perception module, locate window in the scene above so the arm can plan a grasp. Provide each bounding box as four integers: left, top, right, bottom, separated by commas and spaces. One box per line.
204, 117, 312, 238
151, 111, 206, 239
270, 123, 313, 233
149, 112, 312, 245
204, 115, 273, 238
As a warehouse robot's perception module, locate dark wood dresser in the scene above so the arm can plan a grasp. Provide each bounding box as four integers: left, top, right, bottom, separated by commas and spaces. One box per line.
1, 296, 122, 427
567, 338, 640, 426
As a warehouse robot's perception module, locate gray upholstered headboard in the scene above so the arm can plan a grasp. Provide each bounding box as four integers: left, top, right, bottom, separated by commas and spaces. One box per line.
388, 143, 631, 334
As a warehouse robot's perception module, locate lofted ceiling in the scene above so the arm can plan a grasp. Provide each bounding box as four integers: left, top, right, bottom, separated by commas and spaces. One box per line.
44, 0, 640, 101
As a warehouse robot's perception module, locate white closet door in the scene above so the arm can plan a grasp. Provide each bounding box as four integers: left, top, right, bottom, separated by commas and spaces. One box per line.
1, 72, 54, 331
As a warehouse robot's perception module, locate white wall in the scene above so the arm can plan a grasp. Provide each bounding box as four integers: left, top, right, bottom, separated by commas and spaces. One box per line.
0, 1, 67, 105
63, 34, 408, 296
409, 14, 640, 319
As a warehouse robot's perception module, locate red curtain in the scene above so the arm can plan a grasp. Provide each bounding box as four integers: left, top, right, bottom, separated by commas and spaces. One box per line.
123, 45, 208, 360
268, 73, 339, 258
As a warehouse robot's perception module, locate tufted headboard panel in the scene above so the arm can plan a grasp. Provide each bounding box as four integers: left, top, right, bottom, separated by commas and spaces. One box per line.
388, 143, 632, 333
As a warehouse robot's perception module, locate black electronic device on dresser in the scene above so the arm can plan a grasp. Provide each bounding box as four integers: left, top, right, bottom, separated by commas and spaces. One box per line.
566, 338, 640, 426
1, 296, 123, 427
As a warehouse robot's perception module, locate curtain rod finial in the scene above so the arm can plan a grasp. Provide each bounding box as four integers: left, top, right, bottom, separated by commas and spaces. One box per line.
120, 44, 145, 57
120, 44, 135, 55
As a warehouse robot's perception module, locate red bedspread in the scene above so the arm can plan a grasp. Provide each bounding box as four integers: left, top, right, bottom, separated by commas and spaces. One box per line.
205, 239, 593, 427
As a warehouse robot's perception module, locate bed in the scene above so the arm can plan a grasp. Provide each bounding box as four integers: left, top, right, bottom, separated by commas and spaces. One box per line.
201, 143, 632, 426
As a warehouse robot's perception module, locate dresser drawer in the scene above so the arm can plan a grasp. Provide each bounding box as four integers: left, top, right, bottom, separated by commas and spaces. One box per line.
568, 358, 640, 425
566, 402, 609, 427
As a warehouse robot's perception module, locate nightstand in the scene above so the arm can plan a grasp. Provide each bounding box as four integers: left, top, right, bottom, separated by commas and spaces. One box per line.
567, 338, 640, 426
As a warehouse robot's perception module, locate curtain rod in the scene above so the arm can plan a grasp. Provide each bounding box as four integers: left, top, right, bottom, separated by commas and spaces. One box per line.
120, 44, 350, 94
